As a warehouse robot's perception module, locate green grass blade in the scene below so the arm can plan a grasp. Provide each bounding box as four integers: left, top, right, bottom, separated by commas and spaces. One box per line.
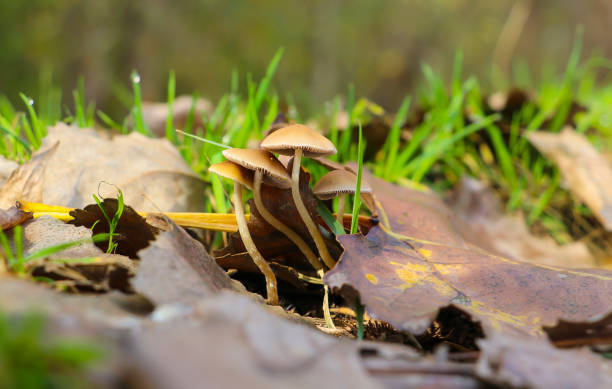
381, 95, 411, 178
255, 47, 283, 110
165, 70, 177, 143
350, 124, 364, 234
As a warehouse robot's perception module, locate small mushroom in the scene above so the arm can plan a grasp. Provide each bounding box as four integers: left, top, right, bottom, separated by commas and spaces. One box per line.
313, 169, 373, 228
222, 148, 324, 272
260, 124, 338, 269
209, 161, 279, 305
222, 148, 337, 328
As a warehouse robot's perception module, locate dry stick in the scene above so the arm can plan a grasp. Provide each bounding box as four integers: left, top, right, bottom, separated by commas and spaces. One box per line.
233, 181, 279, 305
291, 149, 336, 269
253, 171, 335, 329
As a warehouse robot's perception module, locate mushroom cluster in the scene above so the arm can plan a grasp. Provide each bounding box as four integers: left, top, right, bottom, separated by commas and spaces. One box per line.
209, 123, 370, 327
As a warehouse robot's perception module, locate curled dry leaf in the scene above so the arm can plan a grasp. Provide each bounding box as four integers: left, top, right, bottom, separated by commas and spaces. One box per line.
0, 203, 32, 230
326, 174, 612, 336
69, 198, 159, 259
133, 215, 241, 307
475, 332, 612, 389
0, 123, 207, 212
0, 155, 18, 186
528, 127, 612, 231
448, 178, 596, 268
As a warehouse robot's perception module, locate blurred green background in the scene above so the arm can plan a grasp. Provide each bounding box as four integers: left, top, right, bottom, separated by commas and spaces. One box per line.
1, 0, 611, 117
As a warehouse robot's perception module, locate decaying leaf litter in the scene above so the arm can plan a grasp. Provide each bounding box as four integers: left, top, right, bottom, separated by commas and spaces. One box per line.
0, 86, 611, 388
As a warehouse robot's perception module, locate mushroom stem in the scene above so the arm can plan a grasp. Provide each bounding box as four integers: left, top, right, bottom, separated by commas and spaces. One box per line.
336, 194, 346, 228
291, 149, 336, 269
233, 181, 279, 305
319, 269, 336, 329
254, 171, 334, 328
253, 171, 324, 271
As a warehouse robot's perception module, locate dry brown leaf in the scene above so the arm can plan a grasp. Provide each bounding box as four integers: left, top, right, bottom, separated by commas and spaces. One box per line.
133, 215, 242, 306
448, 178, 596, 268
475, 332, 612, 389
142, 95, 213, 137
0, 142, 57, 209
326, 174, 612, 337
528, 127, 612, 230
0, 155, 18, 186
128, 291, 383, 389
70, 198, 159, 259
0, 123, 207, 212
0, 203, 32, 230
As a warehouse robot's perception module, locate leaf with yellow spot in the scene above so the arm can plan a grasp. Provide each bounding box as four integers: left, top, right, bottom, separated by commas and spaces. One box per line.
326, 174, 612, 336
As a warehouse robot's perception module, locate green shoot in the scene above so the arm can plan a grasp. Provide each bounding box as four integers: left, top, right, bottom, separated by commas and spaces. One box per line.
92, 186, 125, 254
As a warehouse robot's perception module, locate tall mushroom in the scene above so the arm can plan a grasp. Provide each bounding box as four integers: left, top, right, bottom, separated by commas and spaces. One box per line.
221, 148, 324, 272
209, 161, 279, 305
223, 148, 336, 328
260, 124, 338, 269
313, 169, 373, 228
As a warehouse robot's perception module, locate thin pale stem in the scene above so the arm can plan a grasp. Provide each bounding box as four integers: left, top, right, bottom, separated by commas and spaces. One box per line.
233, 181, 278, 305
291, 149, 336, 268
336, 194, 346, 228
318, 269, 336, 329
253, 171, 323, 271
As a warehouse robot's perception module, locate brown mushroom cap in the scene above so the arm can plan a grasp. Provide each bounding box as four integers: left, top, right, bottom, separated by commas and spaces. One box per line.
312, 169, 372, 200
222, 148, 291, 189
260, 124, 337, 157
209, 161, 254, 190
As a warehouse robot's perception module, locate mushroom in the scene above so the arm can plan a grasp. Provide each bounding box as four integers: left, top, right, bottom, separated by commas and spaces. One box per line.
222, 148, 336, 328
260, 124, 338, 269
313, 169, 373, 228
221, 148, 324, 272
209, 161, 279, 305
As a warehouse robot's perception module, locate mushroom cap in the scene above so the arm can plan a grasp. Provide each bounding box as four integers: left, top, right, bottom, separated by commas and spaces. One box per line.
312, 169, 373, 200
209, 161, 254, 190
222, 148, 291, 189
260, 124, 337, 157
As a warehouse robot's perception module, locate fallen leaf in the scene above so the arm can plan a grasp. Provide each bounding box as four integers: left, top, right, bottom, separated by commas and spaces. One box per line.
128, 291, 383, 389
0, 142, 57, 209
326, 174, 612, 337
19, 215, 103, 259
0, 203, 32, 230
0, 123, 207, 212
528, 127, 612, 230
133, 215, 241, 306
141, 95, 213, 137
4, 215, 136, 292
475, 332, 612, 389
448, 178, 596, 268
0, 155, 18, 186
69, 198, 159, 259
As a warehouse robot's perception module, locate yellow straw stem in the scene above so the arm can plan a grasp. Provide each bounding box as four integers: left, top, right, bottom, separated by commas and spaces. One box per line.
23, 201, 245, 232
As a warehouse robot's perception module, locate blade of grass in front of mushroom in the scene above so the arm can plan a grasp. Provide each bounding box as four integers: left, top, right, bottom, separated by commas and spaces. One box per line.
350, 124, 364, 235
